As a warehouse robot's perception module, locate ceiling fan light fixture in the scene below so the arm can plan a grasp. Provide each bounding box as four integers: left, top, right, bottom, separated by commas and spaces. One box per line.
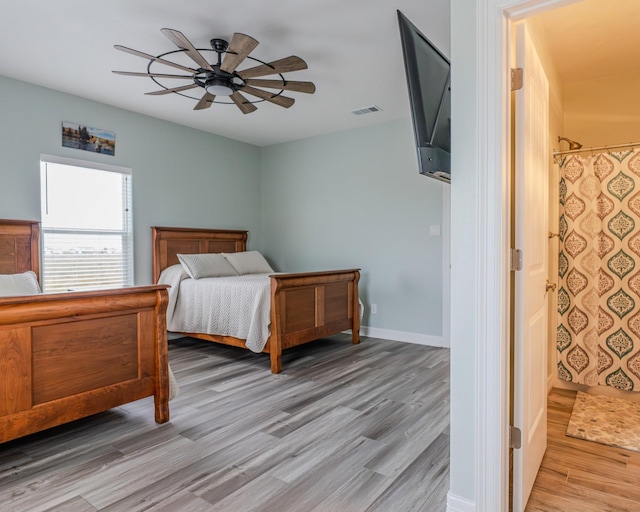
205, 77, 234, 96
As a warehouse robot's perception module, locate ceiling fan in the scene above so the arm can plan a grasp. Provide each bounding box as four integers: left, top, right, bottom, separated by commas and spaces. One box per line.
113, 28, 316, 114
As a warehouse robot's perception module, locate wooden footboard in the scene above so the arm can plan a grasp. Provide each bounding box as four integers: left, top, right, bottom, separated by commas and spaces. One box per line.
268, 269, 360, 373
0, 285, 169, 443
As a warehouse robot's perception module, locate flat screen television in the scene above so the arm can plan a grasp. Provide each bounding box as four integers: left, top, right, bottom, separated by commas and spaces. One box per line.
397, 10, 451, 183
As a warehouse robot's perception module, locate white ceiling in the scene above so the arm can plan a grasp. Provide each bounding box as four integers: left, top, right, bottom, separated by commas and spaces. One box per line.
0, 0, 450, 147
4, 1, 631, 148
537, 0, 640, 84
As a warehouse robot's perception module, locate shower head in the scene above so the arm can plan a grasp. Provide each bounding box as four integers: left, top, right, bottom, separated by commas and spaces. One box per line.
558, 136, 583, 150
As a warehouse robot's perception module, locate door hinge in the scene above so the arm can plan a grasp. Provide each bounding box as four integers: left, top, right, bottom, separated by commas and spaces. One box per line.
510, 425, 522, 449
511, 67, 523, 91
510, 248, 523, 271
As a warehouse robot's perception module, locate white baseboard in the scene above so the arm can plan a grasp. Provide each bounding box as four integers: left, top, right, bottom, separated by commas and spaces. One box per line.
447, 492, 476, 512
357, 325, 446, 348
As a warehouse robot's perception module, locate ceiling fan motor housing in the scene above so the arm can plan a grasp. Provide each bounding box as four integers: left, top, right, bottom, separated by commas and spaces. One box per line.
210, 38, 229, 53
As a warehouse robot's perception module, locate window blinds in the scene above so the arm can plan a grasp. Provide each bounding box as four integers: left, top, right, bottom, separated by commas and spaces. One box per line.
40, 156, 133, 292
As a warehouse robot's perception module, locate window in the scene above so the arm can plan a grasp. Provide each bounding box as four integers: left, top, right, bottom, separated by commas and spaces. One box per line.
40, 155, 133, 292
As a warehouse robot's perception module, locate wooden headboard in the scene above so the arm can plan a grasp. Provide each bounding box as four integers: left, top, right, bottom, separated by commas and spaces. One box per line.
151, 226, 247, 283
0, 219, 41, 282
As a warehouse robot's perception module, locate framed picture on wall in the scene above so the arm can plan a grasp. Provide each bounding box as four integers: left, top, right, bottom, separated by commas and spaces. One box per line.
62, 121, 116, 156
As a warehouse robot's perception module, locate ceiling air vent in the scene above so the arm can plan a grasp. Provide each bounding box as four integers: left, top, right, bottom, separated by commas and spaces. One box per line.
351, 105, 383, 116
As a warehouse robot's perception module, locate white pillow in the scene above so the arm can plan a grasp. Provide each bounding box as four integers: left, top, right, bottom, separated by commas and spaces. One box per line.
177, 253, 239, 279
0, 271, 42, 297
223, 251, 275, 275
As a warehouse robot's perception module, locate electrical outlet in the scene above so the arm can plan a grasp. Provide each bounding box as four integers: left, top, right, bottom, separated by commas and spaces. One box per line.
371, 303, 378, 314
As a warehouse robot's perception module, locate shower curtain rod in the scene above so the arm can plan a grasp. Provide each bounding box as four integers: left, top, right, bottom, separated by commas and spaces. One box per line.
553, 141, 640, 157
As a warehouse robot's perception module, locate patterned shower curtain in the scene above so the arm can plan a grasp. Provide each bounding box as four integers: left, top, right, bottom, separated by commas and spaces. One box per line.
557, 149, 640, 391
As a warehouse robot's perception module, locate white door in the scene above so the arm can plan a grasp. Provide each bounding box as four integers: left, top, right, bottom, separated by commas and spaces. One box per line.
513, 23, 549, 512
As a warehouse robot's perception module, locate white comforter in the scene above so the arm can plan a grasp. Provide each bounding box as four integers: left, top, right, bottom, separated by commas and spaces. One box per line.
158, 264, 272, 353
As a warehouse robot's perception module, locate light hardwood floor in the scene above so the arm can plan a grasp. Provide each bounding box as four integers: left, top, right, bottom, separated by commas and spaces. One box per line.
526, 388, 640, 512
0, 334, 450, 512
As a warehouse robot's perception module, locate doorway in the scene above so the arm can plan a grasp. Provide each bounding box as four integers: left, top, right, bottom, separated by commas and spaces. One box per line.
511, 0, 640, 509
447, 0, 640, 510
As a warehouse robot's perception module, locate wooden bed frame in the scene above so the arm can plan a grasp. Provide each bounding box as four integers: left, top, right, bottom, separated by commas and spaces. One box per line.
152, 226, 360, 373
0, 219, 170, 444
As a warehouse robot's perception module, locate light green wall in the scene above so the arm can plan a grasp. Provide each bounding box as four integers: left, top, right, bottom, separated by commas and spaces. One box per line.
260, 119, 445, 336
0, 75, 262, 285
0, 74, 445, 339
450, 0, 478, 501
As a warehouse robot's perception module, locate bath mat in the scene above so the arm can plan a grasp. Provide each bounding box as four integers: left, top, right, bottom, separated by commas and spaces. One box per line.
566, 391, 640, 452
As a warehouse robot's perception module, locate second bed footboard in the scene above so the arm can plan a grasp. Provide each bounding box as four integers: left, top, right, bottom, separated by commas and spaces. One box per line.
268, 269, 360, 373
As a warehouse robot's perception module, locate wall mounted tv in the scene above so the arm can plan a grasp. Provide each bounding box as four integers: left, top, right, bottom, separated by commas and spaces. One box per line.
397, 10, 451, 183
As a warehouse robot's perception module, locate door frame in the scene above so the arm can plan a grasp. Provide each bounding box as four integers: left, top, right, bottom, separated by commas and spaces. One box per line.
472, 0, 579, 511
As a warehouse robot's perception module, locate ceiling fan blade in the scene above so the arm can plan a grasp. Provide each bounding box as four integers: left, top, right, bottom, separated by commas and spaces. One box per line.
194, 92, 216, 110
160, 28, 214, 71
220, 33, 259, 74
114, 45, 198, 74
229, 91, 258, 114
113, 70, 195, 79
145, 84, 200, 96
244, 78, 316, 94
241, 85, 295, 108
237, 56, 308, 79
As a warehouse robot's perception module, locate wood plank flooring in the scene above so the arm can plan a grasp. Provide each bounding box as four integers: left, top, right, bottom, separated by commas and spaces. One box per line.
526, 388, 640, 512
0, 334, 450, 512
